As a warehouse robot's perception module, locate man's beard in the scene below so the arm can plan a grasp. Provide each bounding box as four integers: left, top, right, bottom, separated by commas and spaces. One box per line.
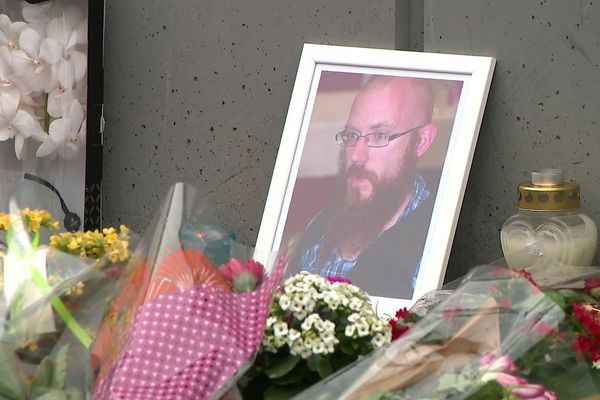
321, 152, 417, 260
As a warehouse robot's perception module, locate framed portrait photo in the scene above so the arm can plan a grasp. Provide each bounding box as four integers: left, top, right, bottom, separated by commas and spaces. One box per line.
257, 43, 495, 315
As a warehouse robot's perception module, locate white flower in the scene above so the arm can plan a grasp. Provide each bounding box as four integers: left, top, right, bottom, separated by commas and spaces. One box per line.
371, 333, 387, 348
303, 336, 314, 348
370, 320, 384, 333
321, 332, 335, 345
347, 313, 360, 323
36, 99, 85, 159
262, 336, 278, 353
322, 320, 335, 333
349, 298, 363, 311
0, 51, 30, 95
300, 348, 312, 359
287, 328, 301, 343
312, 339, 326, 355
266, 316, 278, 328
290, 298, 304, 313
45, 8, 88, 91
324, 291, 341, 310
356, 320, 370, 337
289, 341, 304, 357
301, 314, 319, 331
278, 294, 291, 311
345, 324, 356, 337
273, 322, 289, 338
293, 310, 307, 321
0, 14, 27, 50
295, 292, 310, 306
0, 90, 43, 159
11, 27, 61, 92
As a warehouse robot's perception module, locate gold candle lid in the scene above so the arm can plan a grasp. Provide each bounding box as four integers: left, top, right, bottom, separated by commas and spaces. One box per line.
518, 169, 580, 211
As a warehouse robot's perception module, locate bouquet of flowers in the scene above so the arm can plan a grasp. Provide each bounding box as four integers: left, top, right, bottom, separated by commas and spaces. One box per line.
0, 205, 133, 399
292, 253, 600, 400
92, 183, 288, 399
238, 274, 392, 399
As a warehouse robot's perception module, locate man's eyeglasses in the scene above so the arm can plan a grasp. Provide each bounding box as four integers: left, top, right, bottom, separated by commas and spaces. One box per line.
335, 126, 423, 148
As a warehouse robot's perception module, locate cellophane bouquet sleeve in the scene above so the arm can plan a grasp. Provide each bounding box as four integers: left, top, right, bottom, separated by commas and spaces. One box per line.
0, 199, 134, 399
292, 252, 600, 400
93, 183, 288, 400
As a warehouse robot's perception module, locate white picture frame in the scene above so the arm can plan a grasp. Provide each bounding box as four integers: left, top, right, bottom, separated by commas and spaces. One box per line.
256, 43, 495, 316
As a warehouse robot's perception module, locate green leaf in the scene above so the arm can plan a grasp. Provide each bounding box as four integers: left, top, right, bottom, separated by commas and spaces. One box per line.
270, 364, 313, 385
31, 388, 67, 400
340, 341, 355, 355
465, 381, 503, 399
50, 345, 69, 388
316, 357, 333, 378
264, 355, 301, 379
264, 385, 305, 400
306, 355, 320, 373
31, 357, 53, 389
0, 344, 28, 400
543, 289, 566, 310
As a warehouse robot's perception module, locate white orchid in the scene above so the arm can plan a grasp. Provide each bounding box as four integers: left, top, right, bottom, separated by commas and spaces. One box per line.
0, 14, 27, 50
0, 4, 87, 160
10, 27, 61, 93
36, 99, 85, 159
0, 91, 44, 160
45, 7, 87, 91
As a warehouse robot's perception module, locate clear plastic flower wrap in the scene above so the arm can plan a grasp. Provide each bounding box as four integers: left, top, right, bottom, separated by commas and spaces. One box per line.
0, 200, 134, 399
0, 182, 287, 399
292, 251, 600, 400
92, 183, 288, 399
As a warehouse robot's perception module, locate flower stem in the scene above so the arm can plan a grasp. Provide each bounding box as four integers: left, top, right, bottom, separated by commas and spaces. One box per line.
43, 94, 51, 133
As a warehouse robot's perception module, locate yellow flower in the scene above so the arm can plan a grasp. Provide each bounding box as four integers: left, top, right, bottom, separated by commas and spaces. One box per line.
0, 213, 10, 231
119, 225, 129, 235
0, 208, 60, 233
22, 340, 39, 352
48, 225, 131, 263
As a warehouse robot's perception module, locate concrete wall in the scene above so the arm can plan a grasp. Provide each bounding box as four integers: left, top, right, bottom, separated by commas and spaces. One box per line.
102, 0, 401, 243
103, 0, 600, 284
424, 0, 600, 281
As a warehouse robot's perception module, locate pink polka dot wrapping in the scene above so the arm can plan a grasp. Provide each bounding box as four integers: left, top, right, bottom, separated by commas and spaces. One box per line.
94, 255, 286, 400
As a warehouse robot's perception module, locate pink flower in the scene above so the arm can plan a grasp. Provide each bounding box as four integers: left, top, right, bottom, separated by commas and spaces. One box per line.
511, 384, 546, 398
482, 372, 527, 386
219, 258, 265, 292
512, 384, 557, 400
479, 354, 518, 373
326, 276, 352, 284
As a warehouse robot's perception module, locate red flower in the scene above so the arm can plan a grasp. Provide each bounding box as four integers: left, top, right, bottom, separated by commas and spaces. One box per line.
531, 322, 557, 337
571, 303, 600, 362
389, 319, 410, 340
584, 276, 600, 290
219, 258, 265, 292
499, 299, 513, 309
394, 307, 410, 321
442, 306, 463, 320
515, 268, 540, 288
